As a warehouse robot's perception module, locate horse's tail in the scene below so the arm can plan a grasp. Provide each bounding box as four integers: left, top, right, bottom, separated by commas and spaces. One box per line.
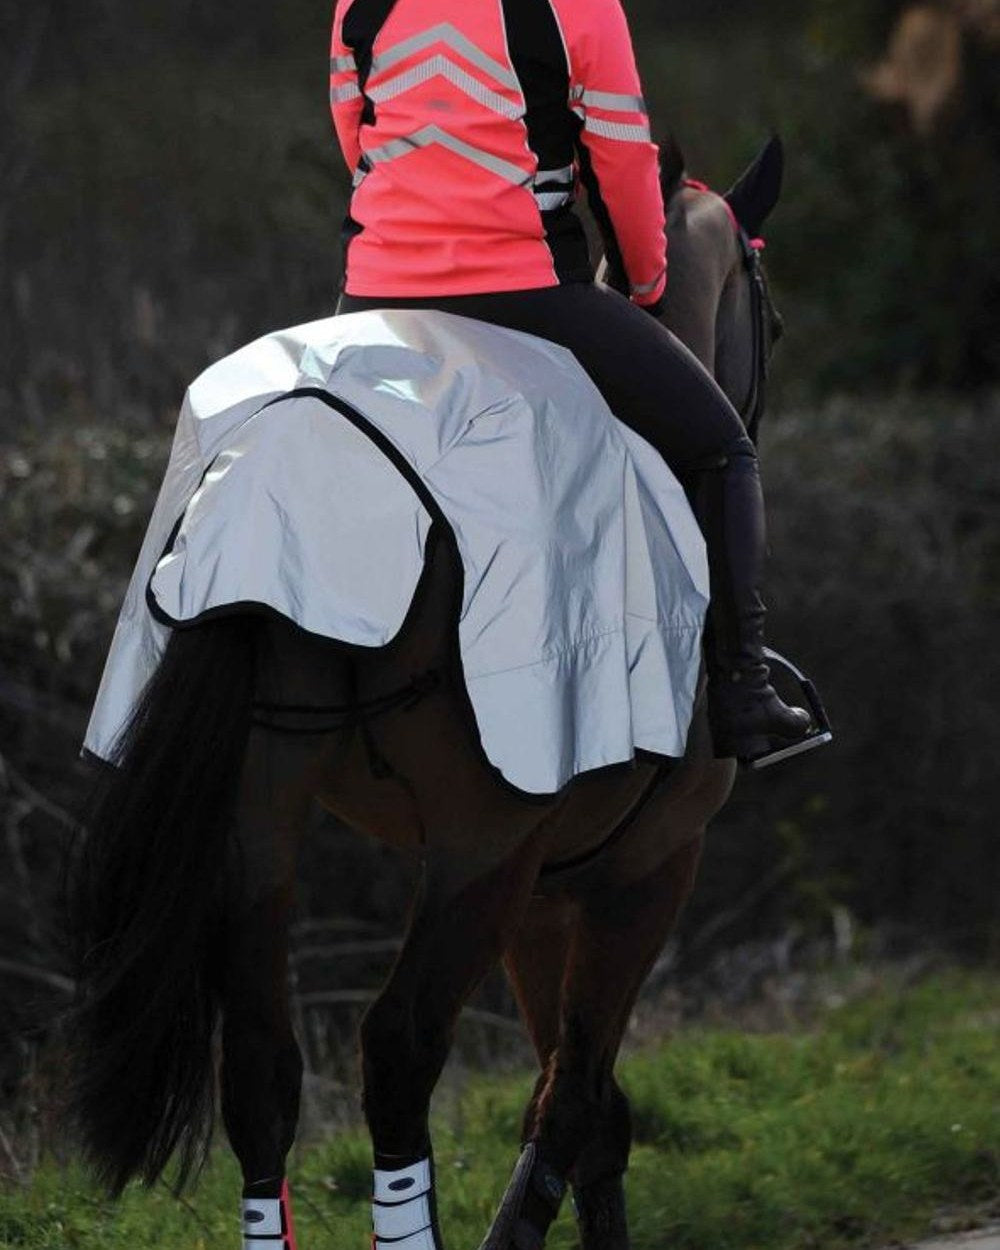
66, 615, 258, 1196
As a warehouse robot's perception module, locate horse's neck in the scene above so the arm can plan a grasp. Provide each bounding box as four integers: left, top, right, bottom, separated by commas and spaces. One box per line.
661, 192, 735, 375
713, 257, 755, 414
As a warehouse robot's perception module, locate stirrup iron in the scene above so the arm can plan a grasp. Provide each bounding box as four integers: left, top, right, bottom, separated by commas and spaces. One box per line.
743, 647, 833, 771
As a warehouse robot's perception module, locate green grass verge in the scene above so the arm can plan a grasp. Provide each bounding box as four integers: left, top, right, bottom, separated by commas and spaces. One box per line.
2, 971, 997, 1249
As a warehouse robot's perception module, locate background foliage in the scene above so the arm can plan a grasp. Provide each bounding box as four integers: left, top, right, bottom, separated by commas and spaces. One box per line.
1, 0, 998, 1183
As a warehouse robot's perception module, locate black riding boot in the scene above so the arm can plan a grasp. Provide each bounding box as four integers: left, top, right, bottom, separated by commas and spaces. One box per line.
686, 440, 813, 764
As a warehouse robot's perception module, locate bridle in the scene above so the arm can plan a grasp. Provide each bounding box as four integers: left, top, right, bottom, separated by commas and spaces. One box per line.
681, 178, 780, 445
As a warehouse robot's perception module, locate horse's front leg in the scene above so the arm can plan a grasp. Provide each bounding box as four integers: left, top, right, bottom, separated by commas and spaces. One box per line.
482, 835, 702, 1250
485, 749, 732, 1250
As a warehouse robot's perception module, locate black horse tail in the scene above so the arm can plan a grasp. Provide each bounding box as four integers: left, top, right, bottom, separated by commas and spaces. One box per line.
66, 615, 259, 1196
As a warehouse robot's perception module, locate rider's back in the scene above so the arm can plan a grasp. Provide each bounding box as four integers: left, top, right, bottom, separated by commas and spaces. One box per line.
330, 0, 667, 306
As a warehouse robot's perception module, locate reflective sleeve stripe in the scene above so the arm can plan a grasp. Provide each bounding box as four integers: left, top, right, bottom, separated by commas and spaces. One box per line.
363, 126, 532, 186
582, 116, 652, 143
330, 53, 357, 73
631, 267, 666, 296
373, 1158, 433, 1204
369, 22, 520, 90
372, 1195, 432, 1239
578, 88, 646, 113
570, 85, 647, 114
366, 56, 521, 119
553, 0, 667, 305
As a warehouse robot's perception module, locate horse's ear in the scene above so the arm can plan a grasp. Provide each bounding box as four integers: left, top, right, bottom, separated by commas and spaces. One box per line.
724, 134, 784, 236
659, 134, 687, 203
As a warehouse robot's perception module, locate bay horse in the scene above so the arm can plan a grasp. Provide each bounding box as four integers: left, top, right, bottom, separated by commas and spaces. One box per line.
68, 136, 788, 1250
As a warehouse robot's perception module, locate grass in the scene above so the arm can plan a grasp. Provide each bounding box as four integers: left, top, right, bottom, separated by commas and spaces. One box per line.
1, 970, 998, 1249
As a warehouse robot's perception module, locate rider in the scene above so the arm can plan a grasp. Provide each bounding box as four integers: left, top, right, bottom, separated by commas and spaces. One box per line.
330, 0, 813, 765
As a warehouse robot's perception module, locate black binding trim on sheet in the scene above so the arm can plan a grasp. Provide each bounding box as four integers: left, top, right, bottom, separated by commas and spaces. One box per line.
143, 386, 679, 805
144, 387, 677, 805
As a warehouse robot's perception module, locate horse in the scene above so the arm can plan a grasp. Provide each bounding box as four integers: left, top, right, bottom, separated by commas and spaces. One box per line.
67, 134, 788, 1250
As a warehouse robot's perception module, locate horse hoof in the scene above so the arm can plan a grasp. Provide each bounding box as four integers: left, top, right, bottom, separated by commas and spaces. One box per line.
572, 1174, 630, 1250
476, 1142, 566, 1250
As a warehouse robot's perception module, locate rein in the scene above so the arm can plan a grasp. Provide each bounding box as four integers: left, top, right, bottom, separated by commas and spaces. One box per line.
682, 178, 771, 444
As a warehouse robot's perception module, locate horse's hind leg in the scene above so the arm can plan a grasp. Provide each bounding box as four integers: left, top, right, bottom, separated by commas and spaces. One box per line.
218, 729, 317, 1248
221, 624, 354, 1246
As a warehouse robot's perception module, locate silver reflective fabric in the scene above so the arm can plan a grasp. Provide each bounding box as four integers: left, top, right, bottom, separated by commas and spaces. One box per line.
83, 310, 709, 796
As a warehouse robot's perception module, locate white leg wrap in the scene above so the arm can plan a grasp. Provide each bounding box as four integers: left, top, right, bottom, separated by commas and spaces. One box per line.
373, 1230, 437, 1250
372, 1159, 439, 1250
242, 1184, 297, 1249
243, 1198, 283, 1238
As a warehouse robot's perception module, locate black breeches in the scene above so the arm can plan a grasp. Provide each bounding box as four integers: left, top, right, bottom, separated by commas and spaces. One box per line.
335, 282, 753, 476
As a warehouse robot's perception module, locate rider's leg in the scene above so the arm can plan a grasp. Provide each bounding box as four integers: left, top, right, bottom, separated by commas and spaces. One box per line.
337, 286, 812, 761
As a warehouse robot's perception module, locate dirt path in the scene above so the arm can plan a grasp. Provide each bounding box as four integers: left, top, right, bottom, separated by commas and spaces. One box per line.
905, 1228, 1000, 1250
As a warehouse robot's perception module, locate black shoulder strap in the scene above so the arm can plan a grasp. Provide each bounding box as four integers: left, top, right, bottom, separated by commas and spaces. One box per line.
342, 0, 402, 92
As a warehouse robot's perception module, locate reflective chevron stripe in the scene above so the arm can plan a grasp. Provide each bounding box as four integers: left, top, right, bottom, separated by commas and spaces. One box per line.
362, 125, 532, 185
366, 55, 522, 118
369, 22, 520, 89
330, 81, 362, 104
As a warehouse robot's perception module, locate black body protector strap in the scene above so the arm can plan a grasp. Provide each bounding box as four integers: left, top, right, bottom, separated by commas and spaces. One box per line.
338, 0, 401, 261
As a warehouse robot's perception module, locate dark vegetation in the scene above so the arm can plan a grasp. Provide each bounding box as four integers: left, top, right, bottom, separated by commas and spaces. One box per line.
1, 0, 998, 1180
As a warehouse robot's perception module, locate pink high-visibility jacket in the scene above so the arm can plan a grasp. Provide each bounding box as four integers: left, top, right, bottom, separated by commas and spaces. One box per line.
329, 0, 667, 309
